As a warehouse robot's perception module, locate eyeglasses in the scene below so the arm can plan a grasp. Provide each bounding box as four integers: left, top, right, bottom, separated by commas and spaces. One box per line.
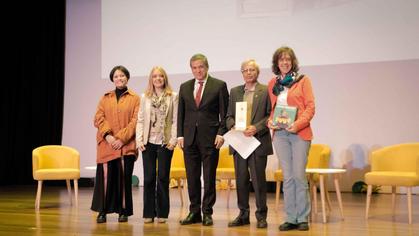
241, 68, 257, 73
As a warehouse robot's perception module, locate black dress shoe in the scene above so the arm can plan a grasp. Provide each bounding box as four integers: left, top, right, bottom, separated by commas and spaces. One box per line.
179, 212, 202, 225
256, 219, 268, 228
96, 213, 106, 223
279, 222, 297, 231
202, 214, 213, 226
297, 222, 309, 231
228, 216, 250, 227
118, 214, 128, 222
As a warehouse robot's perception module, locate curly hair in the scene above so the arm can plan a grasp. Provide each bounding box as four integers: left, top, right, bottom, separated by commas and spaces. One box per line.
271, 46, 299, 75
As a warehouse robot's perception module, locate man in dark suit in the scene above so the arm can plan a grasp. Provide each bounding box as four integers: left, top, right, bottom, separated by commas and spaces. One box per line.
225, 59, 273, 228
177, 54, 229, 226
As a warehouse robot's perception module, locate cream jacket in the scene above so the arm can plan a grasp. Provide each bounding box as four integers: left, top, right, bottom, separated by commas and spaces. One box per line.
136, 92, 178, 147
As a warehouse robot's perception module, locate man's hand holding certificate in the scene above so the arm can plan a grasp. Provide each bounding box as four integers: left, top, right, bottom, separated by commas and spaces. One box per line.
243, 125, 257, 137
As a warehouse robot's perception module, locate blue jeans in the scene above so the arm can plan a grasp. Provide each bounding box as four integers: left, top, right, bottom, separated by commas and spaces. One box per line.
273, 130, 311, 223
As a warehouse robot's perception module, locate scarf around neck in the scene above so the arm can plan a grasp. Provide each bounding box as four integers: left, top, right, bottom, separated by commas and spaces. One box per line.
272, 72, 304, 96
150, 92, 168, 127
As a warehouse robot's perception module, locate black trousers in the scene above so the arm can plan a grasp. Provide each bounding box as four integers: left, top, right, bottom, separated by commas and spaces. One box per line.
234, 152, 268, 220
183, 131, 219, 215
142, 143, 173, 218
91, 155, 135, 216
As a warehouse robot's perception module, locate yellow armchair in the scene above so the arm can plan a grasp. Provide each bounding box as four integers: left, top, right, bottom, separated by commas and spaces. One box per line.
32, 145, 80, 210
170, 147, 187, 206
216, 146, 235, 207
274, 144, 331, 210
365, 142, 419, 224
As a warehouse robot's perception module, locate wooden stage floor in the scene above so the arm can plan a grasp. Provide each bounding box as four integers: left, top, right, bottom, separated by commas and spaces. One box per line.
0, 185, 418, 235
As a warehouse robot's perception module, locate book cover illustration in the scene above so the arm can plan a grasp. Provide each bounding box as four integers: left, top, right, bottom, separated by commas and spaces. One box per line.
272, 104, 297, 129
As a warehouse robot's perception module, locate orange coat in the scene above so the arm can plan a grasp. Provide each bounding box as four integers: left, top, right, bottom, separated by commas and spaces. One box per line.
267, 75, 315, 141
94, 89, 140, 163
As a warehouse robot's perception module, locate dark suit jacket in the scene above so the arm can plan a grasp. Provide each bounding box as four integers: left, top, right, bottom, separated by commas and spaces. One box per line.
226, 83, 273, 156
177, 76, 229, 147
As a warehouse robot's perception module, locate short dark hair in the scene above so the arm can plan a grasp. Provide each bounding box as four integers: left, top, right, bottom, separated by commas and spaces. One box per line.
109, 65, 130, 82
271, 46, 299, 75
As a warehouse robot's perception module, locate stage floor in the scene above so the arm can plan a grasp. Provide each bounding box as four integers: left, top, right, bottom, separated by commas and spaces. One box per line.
0, 185, 418, 235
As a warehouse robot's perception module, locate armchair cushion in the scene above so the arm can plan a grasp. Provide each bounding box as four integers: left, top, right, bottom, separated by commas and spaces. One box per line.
365, 171, 419, 186
365, 143, 419, 186
32, 145, 80, 181
34, 168, 80, 180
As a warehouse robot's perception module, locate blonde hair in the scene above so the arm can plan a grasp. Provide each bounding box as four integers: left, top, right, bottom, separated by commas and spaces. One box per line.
145, 66, 173, 97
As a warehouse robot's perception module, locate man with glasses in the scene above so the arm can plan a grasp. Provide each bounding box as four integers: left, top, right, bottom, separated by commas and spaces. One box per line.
225, 59, 272, 228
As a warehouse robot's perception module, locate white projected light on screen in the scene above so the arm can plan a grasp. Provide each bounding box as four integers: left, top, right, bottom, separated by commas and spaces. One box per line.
101, 0, 419, 78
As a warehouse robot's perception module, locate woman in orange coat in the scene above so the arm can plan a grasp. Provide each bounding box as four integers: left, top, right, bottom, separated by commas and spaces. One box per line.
91, 65, 140, 223
267, 47, 315, 231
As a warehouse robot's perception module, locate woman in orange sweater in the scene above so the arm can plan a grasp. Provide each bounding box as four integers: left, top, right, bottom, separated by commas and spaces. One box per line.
267, 47, 315, 231
91, 65, 140, 223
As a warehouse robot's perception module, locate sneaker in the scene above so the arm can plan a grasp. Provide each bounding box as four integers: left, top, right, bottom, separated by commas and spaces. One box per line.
144, 218, 154, 223
297, 222, 309, 231
157, 218, 167, 223
279, 222, 298, 231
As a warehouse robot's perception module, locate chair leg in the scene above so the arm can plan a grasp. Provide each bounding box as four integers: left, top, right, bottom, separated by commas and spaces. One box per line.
227, 179, 231, 208
35, 180, 43, 210
319, 174, 327, 223
308, 175, 314, 222
334, 174, 344, 220
74, 179, 79, 208
177, 179, 184, 206
183, 179, 189, 207
312, 184, 318, 214
275, 180, 280, 210
391, 186, 396, 216
66, 179, 72, 206
324, 180, 332, 213
407, 187, 412, 224
365, 185, 372, 219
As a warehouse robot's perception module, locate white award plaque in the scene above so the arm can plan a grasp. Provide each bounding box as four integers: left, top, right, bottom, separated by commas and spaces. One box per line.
235, 101, 247, 131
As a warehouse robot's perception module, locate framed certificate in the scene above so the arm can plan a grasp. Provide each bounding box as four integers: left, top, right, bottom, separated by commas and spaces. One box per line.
235, 101, 247, 131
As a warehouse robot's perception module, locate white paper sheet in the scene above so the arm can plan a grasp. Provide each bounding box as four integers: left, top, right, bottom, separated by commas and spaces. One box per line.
223, 130, 260, 159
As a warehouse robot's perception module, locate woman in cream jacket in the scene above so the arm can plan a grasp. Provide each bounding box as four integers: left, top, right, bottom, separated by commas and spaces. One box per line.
136, 66, 178, 223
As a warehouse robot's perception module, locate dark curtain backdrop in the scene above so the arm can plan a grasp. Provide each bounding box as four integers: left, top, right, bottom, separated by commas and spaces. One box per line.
2, 1, 66, 185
